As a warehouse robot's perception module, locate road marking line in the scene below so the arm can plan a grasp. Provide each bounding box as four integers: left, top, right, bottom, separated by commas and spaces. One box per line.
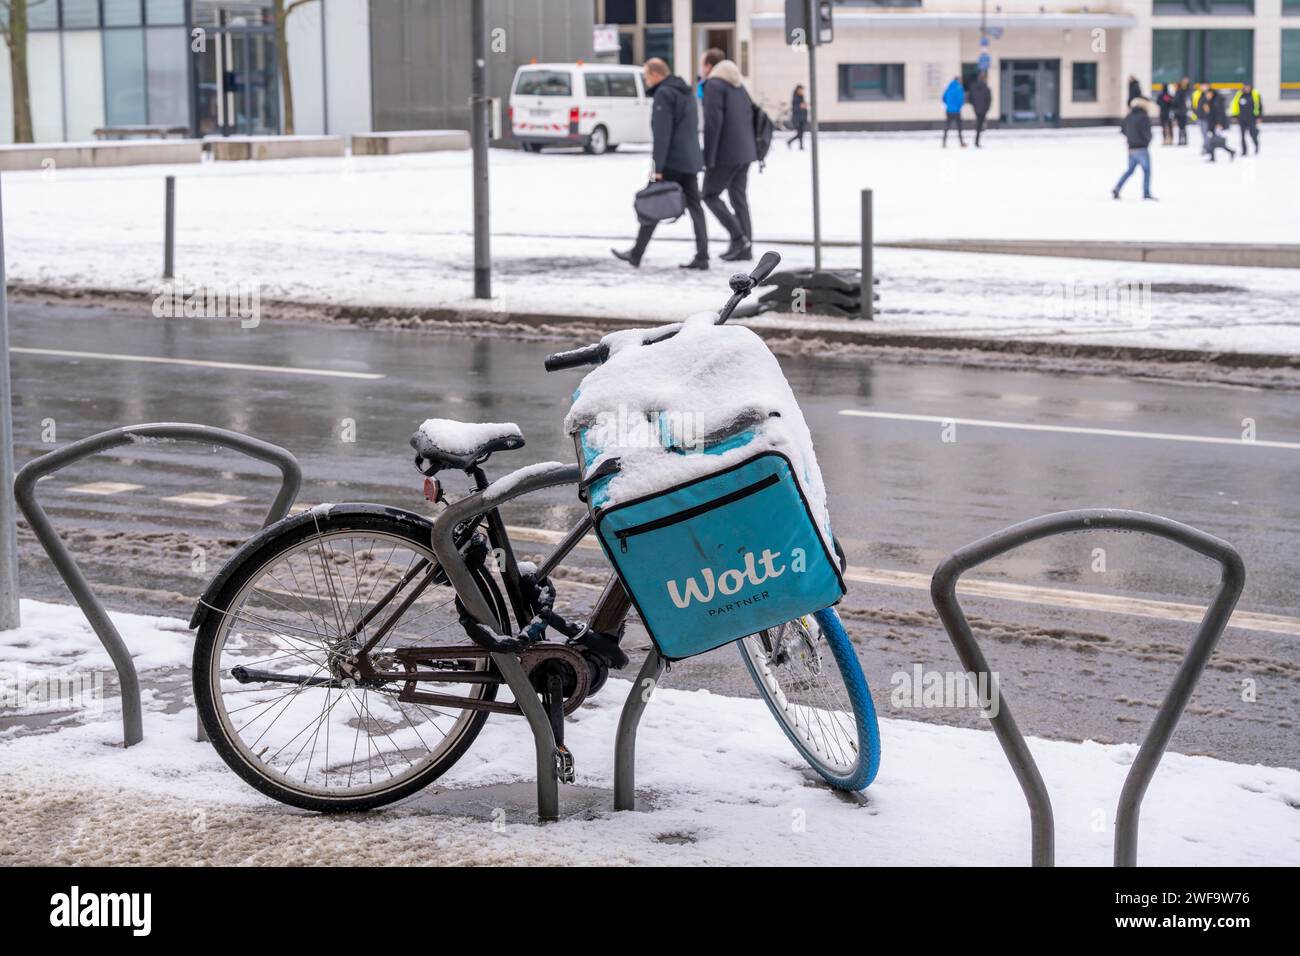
67, 481, 144, 495
505, 524, 1300, 636
11, 347, 384, 381
838, 409, 1300, 450
161, 492, 247, 508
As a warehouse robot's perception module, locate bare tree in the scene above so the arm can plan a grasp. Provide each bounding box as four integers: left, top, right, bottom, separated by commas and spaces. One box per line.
0, 0, 49, 143
272, 0, 319, 135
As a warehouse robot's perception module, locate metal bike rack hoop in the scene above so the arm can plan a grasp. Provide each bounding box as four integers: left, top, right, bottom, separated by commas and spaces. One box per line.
929, 508, 1244, 867
12, 422, 303, 747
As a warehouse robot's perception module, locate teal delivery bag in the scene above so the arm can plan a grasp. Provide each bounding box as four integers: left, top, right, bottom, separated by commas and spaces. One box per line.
593, 451, 845, 661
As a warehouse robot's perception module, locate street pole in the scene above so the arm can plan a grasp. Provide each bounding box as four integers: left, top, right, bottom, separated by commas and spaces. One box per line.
470, 0, 491, 299
805, 0, 822, 272
0, 174, 19, 630
163, 176, 175, 279
860, 188, 873, 321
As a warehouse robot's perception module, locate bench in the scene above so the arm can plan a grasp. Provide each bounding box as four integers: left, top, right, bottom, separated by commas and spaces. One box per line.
94, 125, 191, 140
0, 139, 203, 171
351, 129, 470, 155
208, 134, 347, 161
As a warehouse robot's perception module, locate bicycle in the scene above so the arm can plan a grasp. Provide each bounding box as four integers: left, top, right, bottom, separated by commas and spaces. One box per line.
191, 252, 881, 812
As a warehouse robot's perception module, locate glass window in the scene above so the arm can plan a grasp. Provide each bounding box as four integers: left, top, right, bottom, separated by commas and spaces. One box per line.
28, 0, 59, 30
645, 0, 673, 24
838, 64, 905, 101
1152, 30, 1189, 88
1206, 29, 1252, 85
103, 28, 147, 125
1072, 62, 1098, 101
146, 27, 188, 125
104, 0, 144, 27
603, 0, 636, 25
515, 70, 573, 96
63, 0, 102, 28
618, 32, 634, 65
1155, 0, 1252, 12
146, 0, 187, 25
1285, 0, 1300, 13
645, 26, 673, 69
693, 0, 736, 20
1283, 30, 1300, 97
607, 72, 638, 97
585, 73, 609, 97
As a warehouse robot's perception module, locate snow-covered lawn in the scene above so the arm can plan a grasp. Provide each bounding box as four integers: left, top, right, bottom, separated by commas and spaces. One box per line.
2, 600, 1297, 866
5, 126, 1300, 355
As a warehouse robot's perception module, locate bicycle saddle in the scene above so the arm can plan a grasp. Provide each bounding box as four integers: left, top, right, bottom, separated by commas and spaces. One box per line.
410, 419, 526, 474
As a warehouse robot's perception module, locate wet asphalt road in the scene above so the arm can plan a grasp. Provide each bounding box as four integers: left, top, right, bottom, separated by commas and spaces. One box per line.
7, 300, 1300, 766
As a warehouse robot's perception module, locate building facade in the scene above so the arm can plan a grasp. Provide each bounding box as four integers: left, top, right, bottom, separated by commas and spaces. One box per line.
597, 0, 1300, 125
0, 0, 592, 143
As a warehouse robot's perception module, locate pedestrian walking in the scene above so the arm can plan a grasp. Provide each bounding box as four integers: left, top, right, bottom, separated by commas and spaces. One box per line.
787, 84, 808, 150
1199, 88, 1236, 162
1172, 78, 1190, 145
1112, 98, 1156, 201
968, 72, 992, 147
1127, 74, 1144, 107
1157, 85, 1174, 145
612, 58, 709, 270
700, 47, 757, 262
941, 76, 966, 148
1231, 83, 1263, 156
1191, 81, 1213, 153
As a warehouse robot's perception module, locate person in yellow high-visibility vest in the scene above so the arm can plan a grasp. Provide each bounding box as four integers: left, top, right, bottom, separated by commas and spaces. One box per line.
1231, 83, 1263, 156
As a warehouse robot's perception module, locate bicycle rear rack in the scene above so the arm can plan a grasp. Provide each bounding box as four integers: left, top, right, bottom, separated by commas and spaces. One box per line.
930, 508, 1244, 866
12, 422, 302, 747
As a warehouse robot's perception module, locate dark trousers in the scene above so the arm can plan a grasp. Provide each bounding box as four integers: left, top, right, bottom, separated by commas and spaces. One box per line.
974, 112, 988, 146
632, 169, 708, 260
1239, 120, 1259, 155
1176, 114, 1187, 145
943, 112, 964, 146
702, 162, 751, 243
788, 119, 806, 148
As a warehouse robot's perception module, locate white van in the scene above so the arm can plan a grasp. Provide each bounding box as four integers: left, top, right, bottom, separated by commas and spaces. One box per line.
509, 62, 651, 155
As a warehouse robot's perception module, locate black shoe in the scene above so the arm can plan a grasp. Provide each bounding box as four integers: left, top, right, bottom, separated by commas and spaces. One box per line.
611, 247, 641, 267
719, 240, 752, 262
1112, 188, 1120, 199
679, 256, 709, 270
1144, 194, 1158, 201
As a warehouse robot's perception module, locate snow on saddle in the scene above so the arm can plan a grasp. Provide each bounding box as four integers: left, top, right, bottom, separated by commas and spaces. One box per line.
410, 418, 525, 473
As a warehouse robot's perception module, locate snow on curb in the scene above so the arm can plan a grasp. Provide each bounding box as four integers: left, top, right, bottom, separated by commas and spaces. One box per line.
2, 600, 1297, 866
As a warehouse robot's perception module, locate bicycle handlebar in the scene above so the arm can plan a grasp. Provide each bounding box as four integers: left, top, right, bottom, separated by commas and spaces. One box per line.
543, 250, 781, 372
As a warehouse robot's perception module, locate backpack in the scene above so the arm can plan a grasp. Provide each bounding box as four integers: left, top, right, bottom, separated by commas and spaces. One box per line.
752, 102, 775, 170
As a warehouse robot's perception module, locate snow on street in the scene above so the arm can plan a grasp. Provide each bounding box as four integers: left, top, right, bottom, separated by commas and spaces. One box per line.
2, 600, 1297, 866
4, 127, 1299, 354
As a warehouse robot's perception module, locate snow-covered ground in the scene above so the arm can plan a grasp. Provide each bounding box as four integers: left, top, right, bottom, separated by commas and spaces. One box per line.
5, 126, 1300, 355
3, 600, 1297, 866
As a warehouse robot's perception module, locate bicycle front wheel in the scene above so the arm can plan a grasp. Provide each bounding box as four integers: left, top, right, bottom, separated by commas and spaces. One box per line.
737, 607, 881, 791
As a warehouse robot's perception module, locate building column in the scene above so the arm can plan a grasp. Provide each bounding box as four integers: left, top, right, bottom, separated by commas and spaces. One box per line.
673, 0, 693, 80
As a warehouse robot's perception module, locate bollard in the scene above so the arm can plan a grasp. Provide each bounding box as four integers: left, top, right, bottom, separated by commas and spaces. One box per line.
163, 176, 175, 279
860, 188, 873, 321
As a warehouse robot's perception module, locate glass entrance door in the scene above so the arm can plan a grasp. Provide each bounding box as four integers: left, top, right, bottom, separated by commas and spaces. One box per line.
193, 12, 279, 136
999, 60, 1061, 125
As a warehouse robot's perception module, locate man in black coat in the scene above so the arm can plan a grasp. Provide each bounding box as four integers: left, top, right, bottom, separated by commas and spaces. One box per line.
612, 58, 709, 269
1112, 98, 1156, 201
1199, 88, 1236, 162
968, 73, 993, 147
700, 48, 758, 262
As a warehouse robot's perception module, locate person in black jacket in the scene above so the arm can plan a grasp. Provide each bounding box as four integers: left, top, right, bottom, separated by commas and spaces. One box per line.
968, 73, 992, 147
1157, 86, 1174, 145
1198, 88, 1236, 163
787, 84, 808, 150
1127, 75, 1144, 107
612, 58, 709, 269
1112, 98, 1156, 201
1172, 78, 1190, 146
1233, 83, 1263, 156
700, 48, 758, 262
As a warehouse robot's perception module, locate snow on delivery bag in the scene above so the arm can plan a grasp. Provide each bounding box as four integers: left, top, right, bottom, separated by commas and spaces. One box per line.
566, 314, 845, 661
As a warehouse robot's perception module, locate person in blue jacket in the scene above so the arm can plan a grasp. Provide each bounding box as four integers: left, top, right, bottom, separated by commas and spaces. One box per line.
942, 77, 966, 148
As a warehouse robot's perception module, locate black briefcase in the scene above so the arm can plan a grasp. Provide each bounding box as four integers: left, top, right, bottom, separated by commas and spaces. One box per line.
634, 180, 686, 224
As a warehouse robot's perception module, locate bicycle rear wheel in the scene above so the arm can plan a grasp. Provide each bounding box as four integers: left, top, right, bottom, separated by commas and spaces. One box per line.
737, 607, 881, 791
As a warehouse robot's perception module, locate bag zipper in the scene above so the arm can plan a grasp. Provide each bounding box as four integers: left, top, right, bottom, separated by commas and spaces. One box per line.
613, 473, 779, 552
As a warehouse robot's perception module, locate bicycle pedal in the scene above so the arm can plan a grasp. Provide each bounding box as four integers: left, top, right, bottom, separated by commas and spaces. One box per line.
553, 746, 576, 784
